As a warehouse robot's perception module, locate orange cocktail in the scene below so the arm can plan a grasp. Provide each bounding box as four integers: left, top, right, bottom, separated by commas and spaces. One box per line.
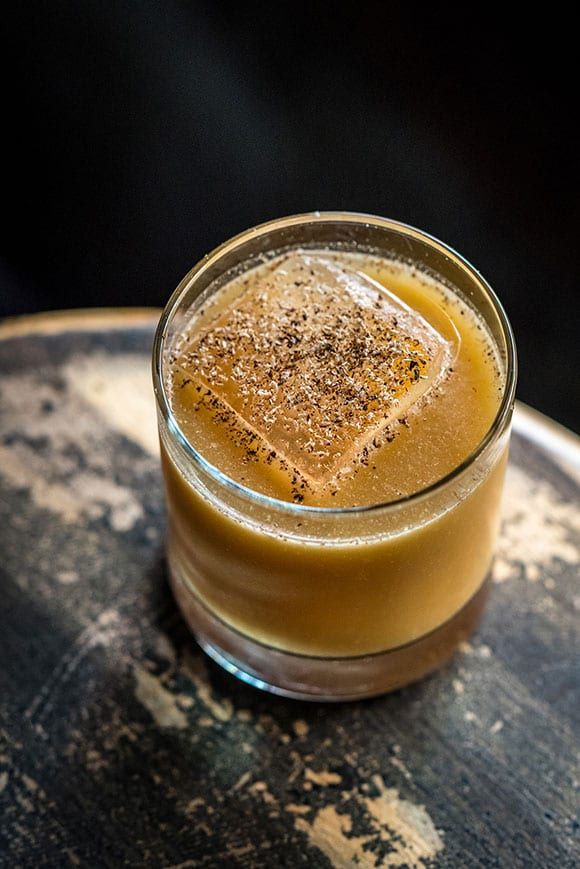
153, 214, 516, 699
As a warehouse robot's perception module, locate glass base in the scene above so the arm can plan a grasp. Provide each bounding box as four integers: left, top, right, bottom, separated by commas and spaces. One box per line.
169, 563, 490, 701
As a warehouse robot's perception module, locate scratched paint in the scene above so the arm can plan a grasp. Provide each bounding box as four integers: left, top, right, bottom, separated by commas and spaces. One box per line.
180, 651, 233, 722
495, 465, 580, 583
0, 370, 147, 530
295, 777, 443, 869
134, 668, 188, 730
25, 610, 121, 723
304, 769, 343, 787
63, 354, 160, 458
0, 317, 578, 868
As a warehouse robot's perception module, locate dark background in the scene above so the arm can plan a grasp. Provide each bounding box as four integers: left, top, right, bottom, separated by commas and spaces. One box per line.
2, 4, 579, 431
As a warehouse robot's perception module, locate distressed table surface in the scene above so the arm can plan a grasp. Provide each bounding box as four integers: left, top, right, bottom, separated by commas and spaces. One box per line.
0, 310, 578, 869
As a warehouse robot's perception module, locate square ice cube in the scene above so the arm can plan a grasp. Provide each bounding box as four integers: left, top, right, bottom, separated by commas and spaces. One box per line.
175, 252, 453, 488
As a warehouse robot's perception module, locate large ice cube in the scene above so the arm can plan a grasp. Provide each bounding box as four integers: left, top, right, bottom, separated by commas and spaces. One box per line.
176, 252, 454, 487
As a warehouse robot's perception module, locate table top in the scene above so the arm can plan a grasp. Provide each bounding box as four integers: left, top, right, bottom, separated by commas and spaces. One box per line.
0, 310, 578, 868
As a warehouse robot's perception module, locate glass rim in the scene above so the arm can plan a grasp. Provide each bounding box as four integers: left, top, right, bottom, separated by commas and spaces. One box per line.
152, 211, 517, 516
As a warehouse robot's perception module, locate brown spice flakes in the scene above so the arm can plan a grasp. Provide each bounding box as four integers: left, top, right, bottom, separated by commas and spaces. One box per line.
174, 251, 452, 489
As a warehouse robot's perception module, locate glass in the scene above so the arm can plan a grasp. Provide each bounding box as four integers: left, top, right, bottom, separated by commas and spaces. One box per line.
153, 213, 517, 700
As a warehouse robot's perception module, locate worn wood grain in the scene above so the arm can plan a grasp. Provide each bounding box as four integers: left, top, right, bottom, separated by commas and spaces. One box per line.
0, 311, 578, 868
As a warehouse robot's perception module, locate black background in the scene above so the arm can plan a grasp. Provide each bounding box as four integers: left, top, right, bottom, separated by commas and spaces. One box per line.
2, 4, 579, 430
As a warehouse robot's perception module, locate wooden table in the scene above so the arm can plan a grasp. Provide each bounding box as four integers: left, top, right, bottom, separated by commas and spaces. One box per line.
0, 310, 578, 868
